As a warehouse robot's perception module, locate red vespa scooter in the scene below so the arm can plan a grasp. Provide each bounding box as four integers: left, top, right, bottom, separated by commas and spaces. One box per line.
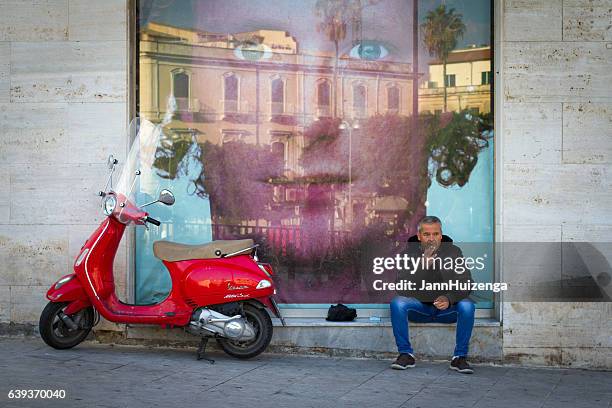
39, 118, 284, 361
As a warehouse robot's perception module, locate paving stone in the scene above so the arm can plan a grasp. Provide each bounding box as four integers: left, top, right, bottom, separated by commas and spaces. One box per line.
1, 338, 609, 408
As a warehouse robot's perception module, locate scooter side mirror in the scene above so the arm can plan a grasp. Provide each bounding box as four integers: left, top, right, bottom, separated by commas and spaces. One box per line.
158, 189, 175, 206
100, 154, 119, 195
107, 154, 118, 170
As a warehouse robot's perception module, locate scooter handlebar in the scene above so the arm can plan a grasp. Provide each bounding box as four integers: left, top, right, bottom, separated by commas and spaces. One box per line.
145, 216, 161, 226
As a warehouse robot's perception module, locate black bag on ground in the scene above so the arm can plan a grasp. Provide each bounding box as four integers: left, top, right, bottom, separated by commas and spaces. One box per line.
326, 304, 357, 322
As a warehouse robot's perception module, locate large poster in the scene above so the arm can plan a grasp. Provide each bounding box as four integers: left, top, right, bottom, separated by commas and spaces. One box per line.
136, 0, 494, 307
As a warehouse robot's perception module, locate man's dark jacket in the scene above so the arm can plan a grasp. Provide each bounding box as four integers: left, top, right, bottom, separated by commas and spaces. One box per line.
396, 235, 473, 305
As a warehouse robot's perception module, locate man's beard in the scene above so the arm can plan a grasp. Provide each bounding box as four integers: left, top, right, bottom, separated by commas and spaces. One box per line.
421, 241, 440, 254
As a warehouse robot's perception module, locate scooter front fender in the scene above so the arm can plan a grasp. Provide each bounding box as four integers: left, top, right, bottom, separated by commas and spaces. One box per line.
46, 274, 92, 315
47, 274, 89, 303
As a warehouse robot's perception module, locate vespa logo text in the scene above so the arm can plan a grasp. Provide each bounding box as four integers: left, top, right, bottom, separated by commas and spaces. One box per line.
224, 293, 250, 299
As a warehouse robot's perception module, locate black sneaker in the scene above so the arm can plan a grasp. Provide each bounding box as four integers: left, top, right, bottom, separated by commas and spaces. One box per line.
390, 353, 415, 369
450, 356, 474, 374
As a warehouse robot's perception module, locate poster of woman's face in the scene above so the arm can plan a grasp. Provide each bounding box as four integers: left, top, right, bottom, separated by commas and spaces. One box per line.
138, 0, 493, 305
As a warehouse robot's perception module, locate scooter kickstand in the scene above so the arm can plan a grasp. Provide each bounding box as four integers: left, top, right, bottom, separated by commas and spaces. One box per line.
196, 337, 215, 364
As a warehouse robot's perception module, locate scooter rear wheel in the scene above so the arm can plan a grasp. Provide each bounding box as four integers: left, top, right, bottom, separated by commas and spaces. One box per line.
39, 302, 94, 349
217, 304, 273, 359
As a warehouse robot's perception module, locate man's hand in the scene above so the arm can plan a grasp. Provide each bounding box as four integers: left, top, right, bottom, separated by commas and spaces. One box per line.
433, 295, 449, 310
423, 243, 438, 269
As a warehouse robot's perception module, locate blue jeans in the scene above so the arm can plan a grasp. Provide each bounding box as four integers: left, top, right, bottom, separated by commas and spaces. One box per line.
390, 296, 475, 357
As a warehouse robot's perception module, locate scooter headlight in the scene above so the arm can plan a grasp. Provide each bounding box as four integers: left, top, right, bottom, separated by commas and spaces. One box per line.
102, 195, 117, 216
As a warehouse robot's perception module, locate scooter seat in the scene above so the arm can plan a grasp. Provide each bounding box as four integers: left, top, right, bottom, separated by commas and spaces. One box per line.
153, 239, 255, 262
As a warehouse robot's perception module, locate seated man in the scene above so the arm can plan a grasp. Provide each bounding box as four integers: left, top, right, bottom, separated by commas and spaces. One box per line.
390, 216, 476, 374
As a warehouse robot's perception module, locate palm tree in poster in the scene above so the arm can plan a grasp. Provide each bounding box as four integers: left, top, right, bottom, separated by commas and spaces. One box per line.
421, 4, 466, 113
315, 0, 349, 118
315, 0, 368, 118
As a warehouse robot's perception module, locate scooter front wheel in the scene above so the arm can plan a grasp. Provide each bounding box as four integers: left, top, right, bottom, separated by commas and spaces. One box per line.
39, 302, 94, 349
217, 304, 273, 359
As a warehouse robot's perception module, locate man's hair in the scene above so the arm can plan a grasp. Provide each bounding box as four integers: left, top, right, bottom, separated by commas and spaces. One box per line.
418, 215, 442, 232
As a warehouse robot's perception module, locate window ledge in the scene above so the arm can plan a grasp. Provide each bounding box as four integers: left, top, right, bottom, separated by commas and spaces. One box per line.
272, 317, 500, 328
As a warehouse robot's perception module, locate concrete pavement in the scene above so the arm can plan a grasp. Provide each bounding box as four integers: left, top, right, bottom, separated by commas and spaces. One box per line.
0, 337, 610, 408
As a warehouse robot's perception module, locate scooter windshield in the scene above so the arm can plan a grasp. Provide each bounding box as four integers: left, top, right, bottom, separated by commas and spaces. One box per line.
111, 118, 164, 224
108, 116, 210, 304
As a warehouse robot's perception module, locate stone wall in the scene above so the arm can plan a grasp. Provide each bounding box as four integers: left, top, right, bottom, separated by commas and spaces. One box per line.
501, 0, 612, 368
0, 0, 128, 332
0, 0, 611, 368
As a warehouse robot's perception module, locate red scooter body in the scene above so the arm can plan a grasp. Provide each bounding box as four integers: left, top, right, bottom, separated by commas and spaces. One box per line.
45, 193, 280, 328
40, 118, 280, 359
